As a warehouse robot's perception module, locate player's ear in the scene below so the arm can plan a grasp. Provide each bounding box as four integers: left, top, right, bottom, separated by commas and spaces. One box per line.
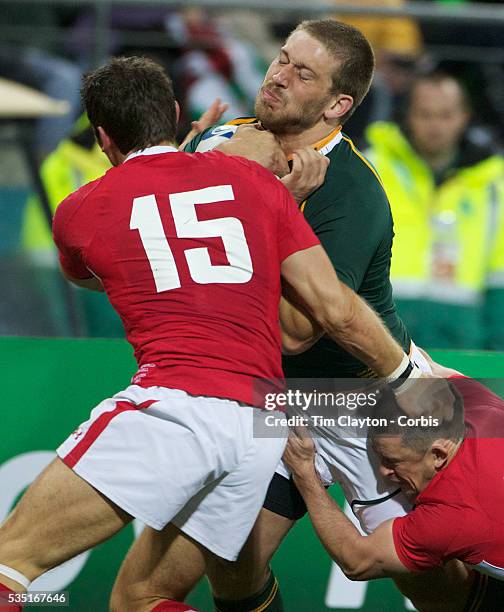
431, 440, 450, 470
324, 94, 353, 122
96, 126, 112, 152
96, 126, 123, 166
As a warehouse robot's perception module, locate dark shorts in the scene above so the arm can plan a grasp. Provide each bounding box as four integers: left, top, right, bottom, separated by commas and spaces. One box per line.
262, 473, 308, 521
464, 572, 504, 612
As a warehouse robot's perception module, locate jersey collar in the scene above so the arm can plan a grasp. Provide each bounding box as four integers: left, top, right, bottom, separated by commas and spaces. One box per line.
285, 126, 343, 162
313, 126, 342, 156
125, 145, 178, 163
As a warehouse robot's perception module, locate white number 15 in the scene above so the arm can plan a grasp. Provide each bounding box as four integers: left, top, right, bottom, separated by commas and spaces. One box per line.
130, 185, 253, 292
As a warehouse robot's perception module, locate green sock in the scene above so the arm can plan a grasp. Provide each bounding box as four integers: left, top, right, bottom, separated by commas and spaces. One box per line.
213, 571, 284, 612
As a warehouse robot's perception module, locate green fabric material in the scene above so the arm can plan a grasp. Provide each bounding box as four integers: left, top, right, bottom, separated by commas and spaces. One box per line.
292, 134, 410, 377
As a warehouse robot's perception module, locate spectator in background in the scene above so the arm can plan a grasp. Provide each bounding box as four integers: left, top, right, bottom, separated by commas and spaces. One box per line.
366, 71, 504, 350
422, 0, 504, 144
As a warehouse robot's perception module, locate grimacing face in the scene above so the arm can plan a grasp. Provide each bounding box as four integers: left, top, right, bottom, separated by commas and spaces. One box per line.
372, 436, 437, 499
407, 79, 470, 158
254, 30, 337, 135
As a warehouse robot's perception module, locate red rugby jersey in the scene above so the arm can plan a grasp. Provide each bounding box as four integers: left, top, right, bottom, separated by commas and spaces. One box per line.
53, 146, 319, 405
392, 377, 504, 579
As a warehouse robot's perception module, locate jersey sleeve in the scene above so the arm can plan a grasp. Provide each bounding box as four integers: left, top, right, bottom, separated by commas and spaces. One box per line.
52, 187, 96, 280
277, 182, 320, 262
392, 505, 460, 572
305, 176, 391, 291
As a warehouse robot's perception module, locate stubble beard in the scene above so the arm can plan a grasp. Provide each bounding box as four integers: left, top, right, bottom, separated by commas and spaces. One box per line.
254, 87, 330, 136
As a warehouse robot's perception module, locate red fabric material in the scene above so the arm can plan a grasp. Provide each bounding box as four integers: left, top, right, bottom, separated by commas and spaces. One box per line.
53, 149, 319, 407
0, 583, 22, 611
151, 600, 199, 611
392, 377, 504, 573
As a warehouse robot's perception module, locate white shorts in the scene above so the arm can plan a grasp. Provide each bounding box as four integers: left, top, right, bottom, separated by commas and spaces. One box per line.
57, 385, 286, 561
276, 342, 431, 533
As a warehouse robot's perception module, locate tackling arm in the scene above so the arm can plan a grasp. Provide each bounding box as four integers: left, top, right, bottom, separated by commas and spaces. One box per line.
279, 283, 324, 355
283, 433, 408, 581
280, 245, 404, 378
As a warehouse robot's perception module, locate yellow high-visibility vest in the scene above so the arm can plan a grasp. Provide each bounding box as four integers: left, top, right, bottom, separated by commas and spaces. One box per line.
366, 122, 504, 306
22, 139, 109, 254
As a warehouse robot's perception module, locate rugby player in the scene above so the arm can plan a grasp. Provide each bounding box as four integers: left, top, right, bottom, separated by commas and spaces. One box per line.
284, 356, 504, 611
0, 56, 420, 612
112, 19, 438, 612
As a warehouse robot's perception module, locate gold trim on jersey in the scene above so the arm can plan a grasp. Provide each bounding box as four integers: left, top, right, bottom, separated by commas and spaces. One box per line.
342, 135, 384, 189
286, 126, 342, 163
313, 126, 342, 152
226, 117, 257, 126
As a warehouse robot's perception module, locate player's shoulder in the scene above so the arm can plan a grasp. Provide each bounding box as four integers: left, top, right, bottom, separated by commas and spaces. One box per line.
54, 174, 105, 229
306, 133, 390, 223
332, 133, 386, 193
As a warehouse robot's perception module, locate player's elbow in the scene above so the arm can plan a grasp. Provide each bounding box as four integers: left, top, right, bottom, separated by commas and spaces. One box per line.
281, 332, 314, 355
341, 564, 370, 582
339, 558, 377, 582
328, 539, 381, 582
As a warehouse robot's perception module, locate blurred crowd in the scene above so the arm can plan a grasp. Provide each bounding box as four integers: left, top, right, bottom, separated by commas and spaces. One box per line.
1, 0, 503, 350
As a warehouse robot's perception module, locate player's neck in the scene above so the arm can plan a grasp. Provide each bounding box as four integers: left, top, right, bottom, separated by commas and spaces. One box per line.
277, 122, 342, 156
127, 140, 176, 156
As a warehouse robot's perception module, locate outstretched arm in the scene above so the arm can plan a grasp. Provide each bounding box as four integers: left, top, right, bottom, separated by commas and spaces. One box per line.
281, 245, 405, 378
283, 432, 408, 581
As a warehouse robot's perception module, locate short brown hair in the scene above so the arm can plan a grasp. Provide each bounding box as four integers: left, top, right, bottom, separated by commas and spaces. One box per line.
81, 56, 177, 155
293, 20, 375, 123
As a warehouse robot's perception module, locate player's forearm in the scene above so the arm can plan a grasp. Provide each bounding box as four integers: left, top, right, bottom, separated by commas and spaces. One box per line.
280, 247, 405, 377
318, 282, 404, 378
292, 469, 382, 581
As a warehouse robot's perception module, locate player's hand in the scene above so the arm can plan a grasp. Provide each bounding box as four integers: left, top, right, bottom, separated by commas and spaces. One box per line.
283, 427, 317, 478
281, 148, 330, 204
394, 375, 456, 423
178, 98, 229, 150
217, 124, 289, 177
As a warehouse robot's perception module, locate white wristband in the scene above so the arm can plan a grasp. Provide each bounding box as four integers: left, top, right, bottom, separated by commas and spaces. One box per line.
384, 353, 410, 383
0, 563, 31, 589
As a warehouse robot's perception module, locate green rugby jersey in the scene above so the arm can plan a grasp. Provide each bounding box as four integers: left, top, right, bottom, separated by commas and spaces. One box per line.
185, 119, 411, 378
